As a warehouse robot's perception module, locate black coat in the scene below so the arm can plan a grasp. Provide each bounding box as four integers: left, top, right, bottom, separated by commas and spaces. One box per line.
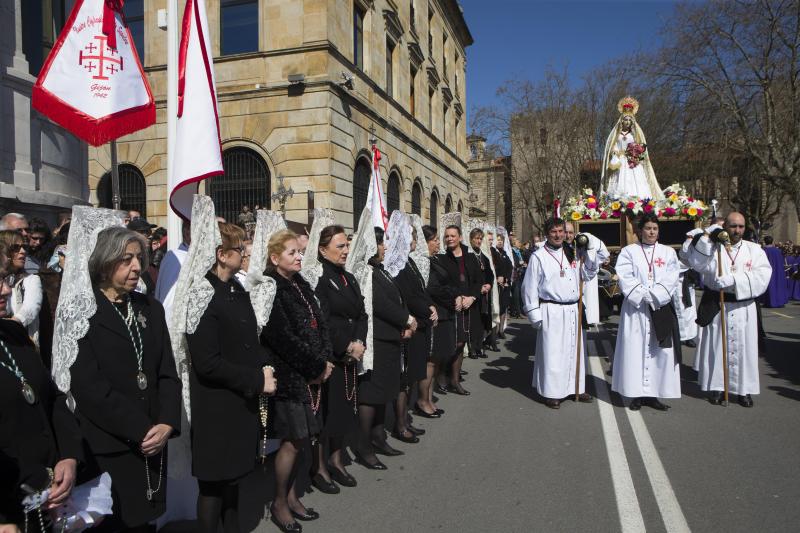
260, 271, 330, 403
492, 247, 513, 281
70, 289, 181, 455
186, 273, 270, 481
428, 255, 460, 321
0, 319, 83, 525
395, 260, 434, 329
315, 259, 368, 360
371, 264, 409, 343
439, 244, 484, 300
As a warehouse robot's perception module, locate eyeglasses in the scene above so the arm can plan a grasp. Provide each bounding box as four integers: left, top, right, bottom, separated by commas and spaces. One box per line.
229, 246, 246, 256
9, 244, 25, 254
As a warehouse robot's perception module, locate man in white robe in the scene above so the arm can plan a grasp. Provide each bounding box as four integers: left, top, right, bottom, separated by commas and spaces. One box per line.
522, 217, 599, 409
612, 214, 681, 410
154, 220, 191, 322
565, 222, 610, 325
686, 212, 772, 407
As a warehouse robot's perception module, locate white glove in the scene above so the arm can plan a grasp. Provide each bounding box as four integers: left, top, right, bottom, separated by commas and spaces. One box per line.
686, 228, 704, 238
712, 274, 735, 290
706, 224, 723, 234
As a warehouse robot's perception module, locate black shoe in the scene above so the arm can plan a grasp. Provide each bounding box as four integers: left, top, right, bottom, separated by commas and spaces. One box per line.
372, 441, 404, 456
447, 385, 471, 396
460, 370, 468, 375
310, 473, 339, 494
709, 391, 724, 405
545, 399, 560, 409
270, 506, 302, 532
412, 404, 441, 418
576, 393, 594, 403
329, 467, 357, 487
434, 383, 449, 395
644, 398, 670, 411
684, 339, 697, 348
629, 398, 642, 411
352, 452, 387, 470
391, 430, 420, 444
407, 424, 426, 436
468, 353, 479, 359
435, 408, 445, 415
738, 394, 754, 408
290, 508, 320, 521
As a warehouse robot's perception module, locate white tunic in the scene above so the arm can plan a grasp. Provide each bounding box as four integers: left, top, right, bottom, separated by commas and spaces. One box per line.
153, 242, 189, 323
674, 240, 699, 341
522, 244, 599, 399
612, 243, 681, 398
687, 237, 771, 395
581, 234, 610, 325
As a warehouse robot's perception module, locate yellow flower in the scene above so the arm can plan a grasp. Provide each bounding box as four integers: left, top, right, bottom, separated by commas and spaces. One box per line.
687, 207, 698, 217
587, 197, 596, 204
570, 211, 582, 221
648, 200, 656, 206
611, 201, 621, 210
669, 193, 678, 202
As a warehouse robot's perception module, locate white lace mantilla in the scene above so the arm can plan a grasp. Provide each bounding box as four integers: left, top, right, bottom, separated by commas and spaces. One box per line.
383, 210, 412, 277
247, 210, 286, 331
167, 195, 220, 478
438, 212, 462, 252
408, 214, 429, 285
347, 207, 377, 373
51, 206, 126, 396
301, 208, 337, 290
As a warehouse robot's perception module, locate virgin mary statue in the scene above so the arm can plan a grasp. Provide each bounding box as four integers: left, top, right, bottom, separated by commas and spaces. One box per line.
600, 96, 663, 200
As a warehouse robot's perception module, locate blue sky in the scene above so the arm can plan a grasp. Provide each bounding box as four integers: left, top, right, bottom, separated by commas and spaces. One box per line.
459, 0, 687, 116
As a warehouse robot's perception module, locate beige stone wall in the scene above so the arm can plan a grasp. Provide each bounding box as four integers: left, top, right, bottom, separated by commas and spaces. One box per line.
89, 0, 472, 230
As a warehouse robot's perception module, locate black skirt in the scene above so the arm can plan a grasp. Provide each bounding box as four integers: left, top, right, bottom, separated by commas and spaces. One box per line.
432, 320, 456, 364
322, 363, 358, 438
404, 328, 430, 383
498, 286, 511, 314
358, 339, 401, 405
270, 398, 321, 441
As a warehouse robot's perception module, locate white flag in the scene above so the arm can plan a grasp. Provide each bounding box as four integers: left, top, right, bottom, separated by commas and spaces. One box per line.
170, 0, 223, 220
367, 146, 389, 231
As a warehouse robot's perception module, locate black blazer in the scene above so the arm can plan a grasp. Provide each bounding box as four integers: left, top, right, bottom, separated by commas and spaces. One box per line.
186, 272, 271, 481
428, 255, 460, 321
371, 264, 409, 343
0, 319, 82, 524
439, 244, 483, 299
492, 247, 513, 281
70, 289, 181, 455
395, 260, 434, 329
260, 271, 330, 403
315, 259, 368, 360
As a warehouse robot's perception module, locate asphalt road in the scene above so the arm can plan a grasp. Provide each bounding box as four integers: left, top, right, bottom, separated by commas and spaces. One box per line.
176, 301, 800, 532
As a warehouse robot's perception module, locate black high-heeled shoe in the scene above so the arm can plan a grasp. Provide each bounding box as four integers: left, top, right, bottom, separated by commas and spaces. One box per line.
447, 384, 471, 396
310, 473, 339, 494
270, 505, 302, 532
352, 452, 387, 470
391, 430, 420, 444
434, 383, 449, 395
413, 404, 441, 418
290, 507, 320, 521
372, 440, 405, 456
407, 423, 426, 436
329, 466, 357, 487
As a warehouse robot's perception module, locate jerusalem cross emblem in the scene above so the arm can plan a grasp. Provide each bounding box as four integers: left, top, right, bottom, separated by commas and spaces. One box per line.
654, 257, 665, 268
79, 35, 123, 81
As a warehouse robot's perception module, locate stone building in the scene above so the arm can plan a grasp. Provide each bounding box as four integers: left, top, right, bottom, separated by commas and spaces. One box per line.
2, 0, 88, 224
466, 134, 510, 227
88, 0, 473, 230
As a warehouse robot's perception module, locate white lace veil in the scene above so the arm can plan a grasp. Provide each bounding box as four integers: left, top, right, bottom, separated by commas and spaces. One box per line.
167, 195, 220, 478
408, 214, 429, 285
246, 210, 286, 331
482, 224, 500, 327
51, 206, 126, 396
383, 211, 412, 277
300, 208, 337, 290
439, 212, 462, 252
346, 207, 377, 373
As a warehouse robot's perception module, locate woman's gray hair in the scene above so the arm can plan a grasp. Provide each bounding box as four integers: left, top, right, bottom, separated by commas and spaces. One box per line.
88, 226, 150, 285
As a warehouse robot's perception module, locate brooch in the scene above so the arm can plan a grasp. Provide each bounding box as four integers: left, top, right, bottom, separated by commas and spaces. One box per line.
137, 312, 147, 329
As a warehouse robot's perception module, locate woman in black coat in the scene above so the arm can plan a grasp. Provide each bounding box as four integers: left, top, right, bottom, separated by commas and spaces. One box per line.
311, 225, 367, 492
493, 234, 514, 339
0, 270, 82, 530
260, 229, 332, 531
69, 227, 181, 532
354, 227, 414, 470
186, 223, 276, 533
467, 228, 495, 359
438, 225, 483, 396
393, 228, 436, 441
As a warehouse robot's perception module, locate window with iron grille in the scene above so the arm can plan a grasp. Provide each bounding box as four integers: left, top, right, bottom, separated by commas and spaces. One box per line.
209, 147, 270, 224
429, 189, 439, 226
411, 181, 422, 215
97, 164, 148, 216
445, 194, 452, 213
353, 158, 371, 228
387, 172, 401, 213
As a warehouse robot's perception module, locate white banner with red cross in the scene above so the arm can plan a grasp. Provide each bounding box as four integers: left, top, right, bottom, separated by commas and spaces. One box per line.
32, 0, 154, 146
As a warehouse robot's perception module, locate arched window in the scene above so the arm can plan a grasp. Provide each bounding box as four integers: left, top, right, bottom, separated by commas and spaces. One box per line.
209, 147, 270, 224
97, 164, 147, 216
411, 181, 422, 215
458, 200, 464, 213
353, 157, 371, 228
445, 194, 453, 213
429, 189, 439, 226
387, 172, 401, 213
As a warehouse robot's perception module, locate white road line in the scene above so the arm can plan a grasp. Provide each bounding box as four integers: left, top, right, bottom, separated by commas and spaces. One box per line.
588, 355, 646, 533
625, 409, 692, 533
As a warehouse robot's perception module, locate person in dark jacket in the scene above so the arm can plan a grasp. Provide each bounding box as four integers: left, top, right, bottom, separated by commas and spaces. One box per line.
468, 228, 494, 359
491, 234, 514, 344
311, 225, 367, 493
69, 227, 181, 532
0, 253, 82, 531
186, 223, 277, 533
393, 228, 437, 441
354, 228, 414, 470
260, 229, 333, 532
438, 225, 483, 396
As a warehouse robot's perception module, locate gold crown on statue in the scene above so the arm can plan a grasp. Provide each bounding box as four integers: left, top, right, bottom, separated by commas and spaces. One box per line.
617, 96, 639, 116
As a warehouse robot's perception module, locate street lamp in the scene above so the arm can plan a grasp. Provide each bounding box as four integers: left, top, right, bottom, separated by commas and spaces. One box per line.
271, 175, 294, 216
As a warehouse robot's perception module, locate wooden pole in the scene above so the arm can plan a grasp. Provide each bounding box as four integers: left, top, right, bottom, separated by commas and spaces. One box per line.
717, 245, 730, 406
575, 256, 584, 401
110, 140, 121, 211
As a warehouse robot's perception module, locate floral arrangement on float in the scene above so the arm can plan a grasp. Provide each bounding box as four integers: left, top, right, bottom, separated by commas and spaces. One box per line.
564, 183, 707, 222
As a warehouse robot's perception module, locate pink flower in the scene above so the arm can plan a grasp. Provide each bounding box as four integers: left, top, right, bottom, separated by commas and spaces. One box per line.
664, 207, 676, 216
583, 214, 591, 220
600, 211, 608, 219
612, 210, 621, 218
696, 208, 704, 216
587, 202, 597, 209
644, 204, 654, 213
626, 202, 635, 210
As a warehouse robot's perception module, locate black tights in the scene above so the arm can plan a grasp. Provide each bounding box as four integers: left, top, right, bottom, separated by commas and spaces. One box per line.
197, 479, 239, 533
357, 403, 386, 463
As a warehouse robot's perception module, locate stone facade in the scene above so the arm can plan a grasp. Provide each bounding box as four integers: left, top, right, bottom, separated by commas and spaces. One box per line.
88, 0, 473, 230
2, 0, 89, 225
466, 134, 510, 227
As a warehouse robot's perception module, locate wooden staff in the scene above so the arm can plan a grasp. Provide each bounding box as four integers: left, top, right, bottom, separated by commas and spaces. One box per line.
717, 243, 730, 406
575, 254, 586, 401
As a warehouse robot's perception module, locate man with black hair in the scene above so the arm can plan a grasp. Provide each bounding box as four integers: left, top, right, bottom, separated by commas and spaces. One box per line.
521, 217, 599, 409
